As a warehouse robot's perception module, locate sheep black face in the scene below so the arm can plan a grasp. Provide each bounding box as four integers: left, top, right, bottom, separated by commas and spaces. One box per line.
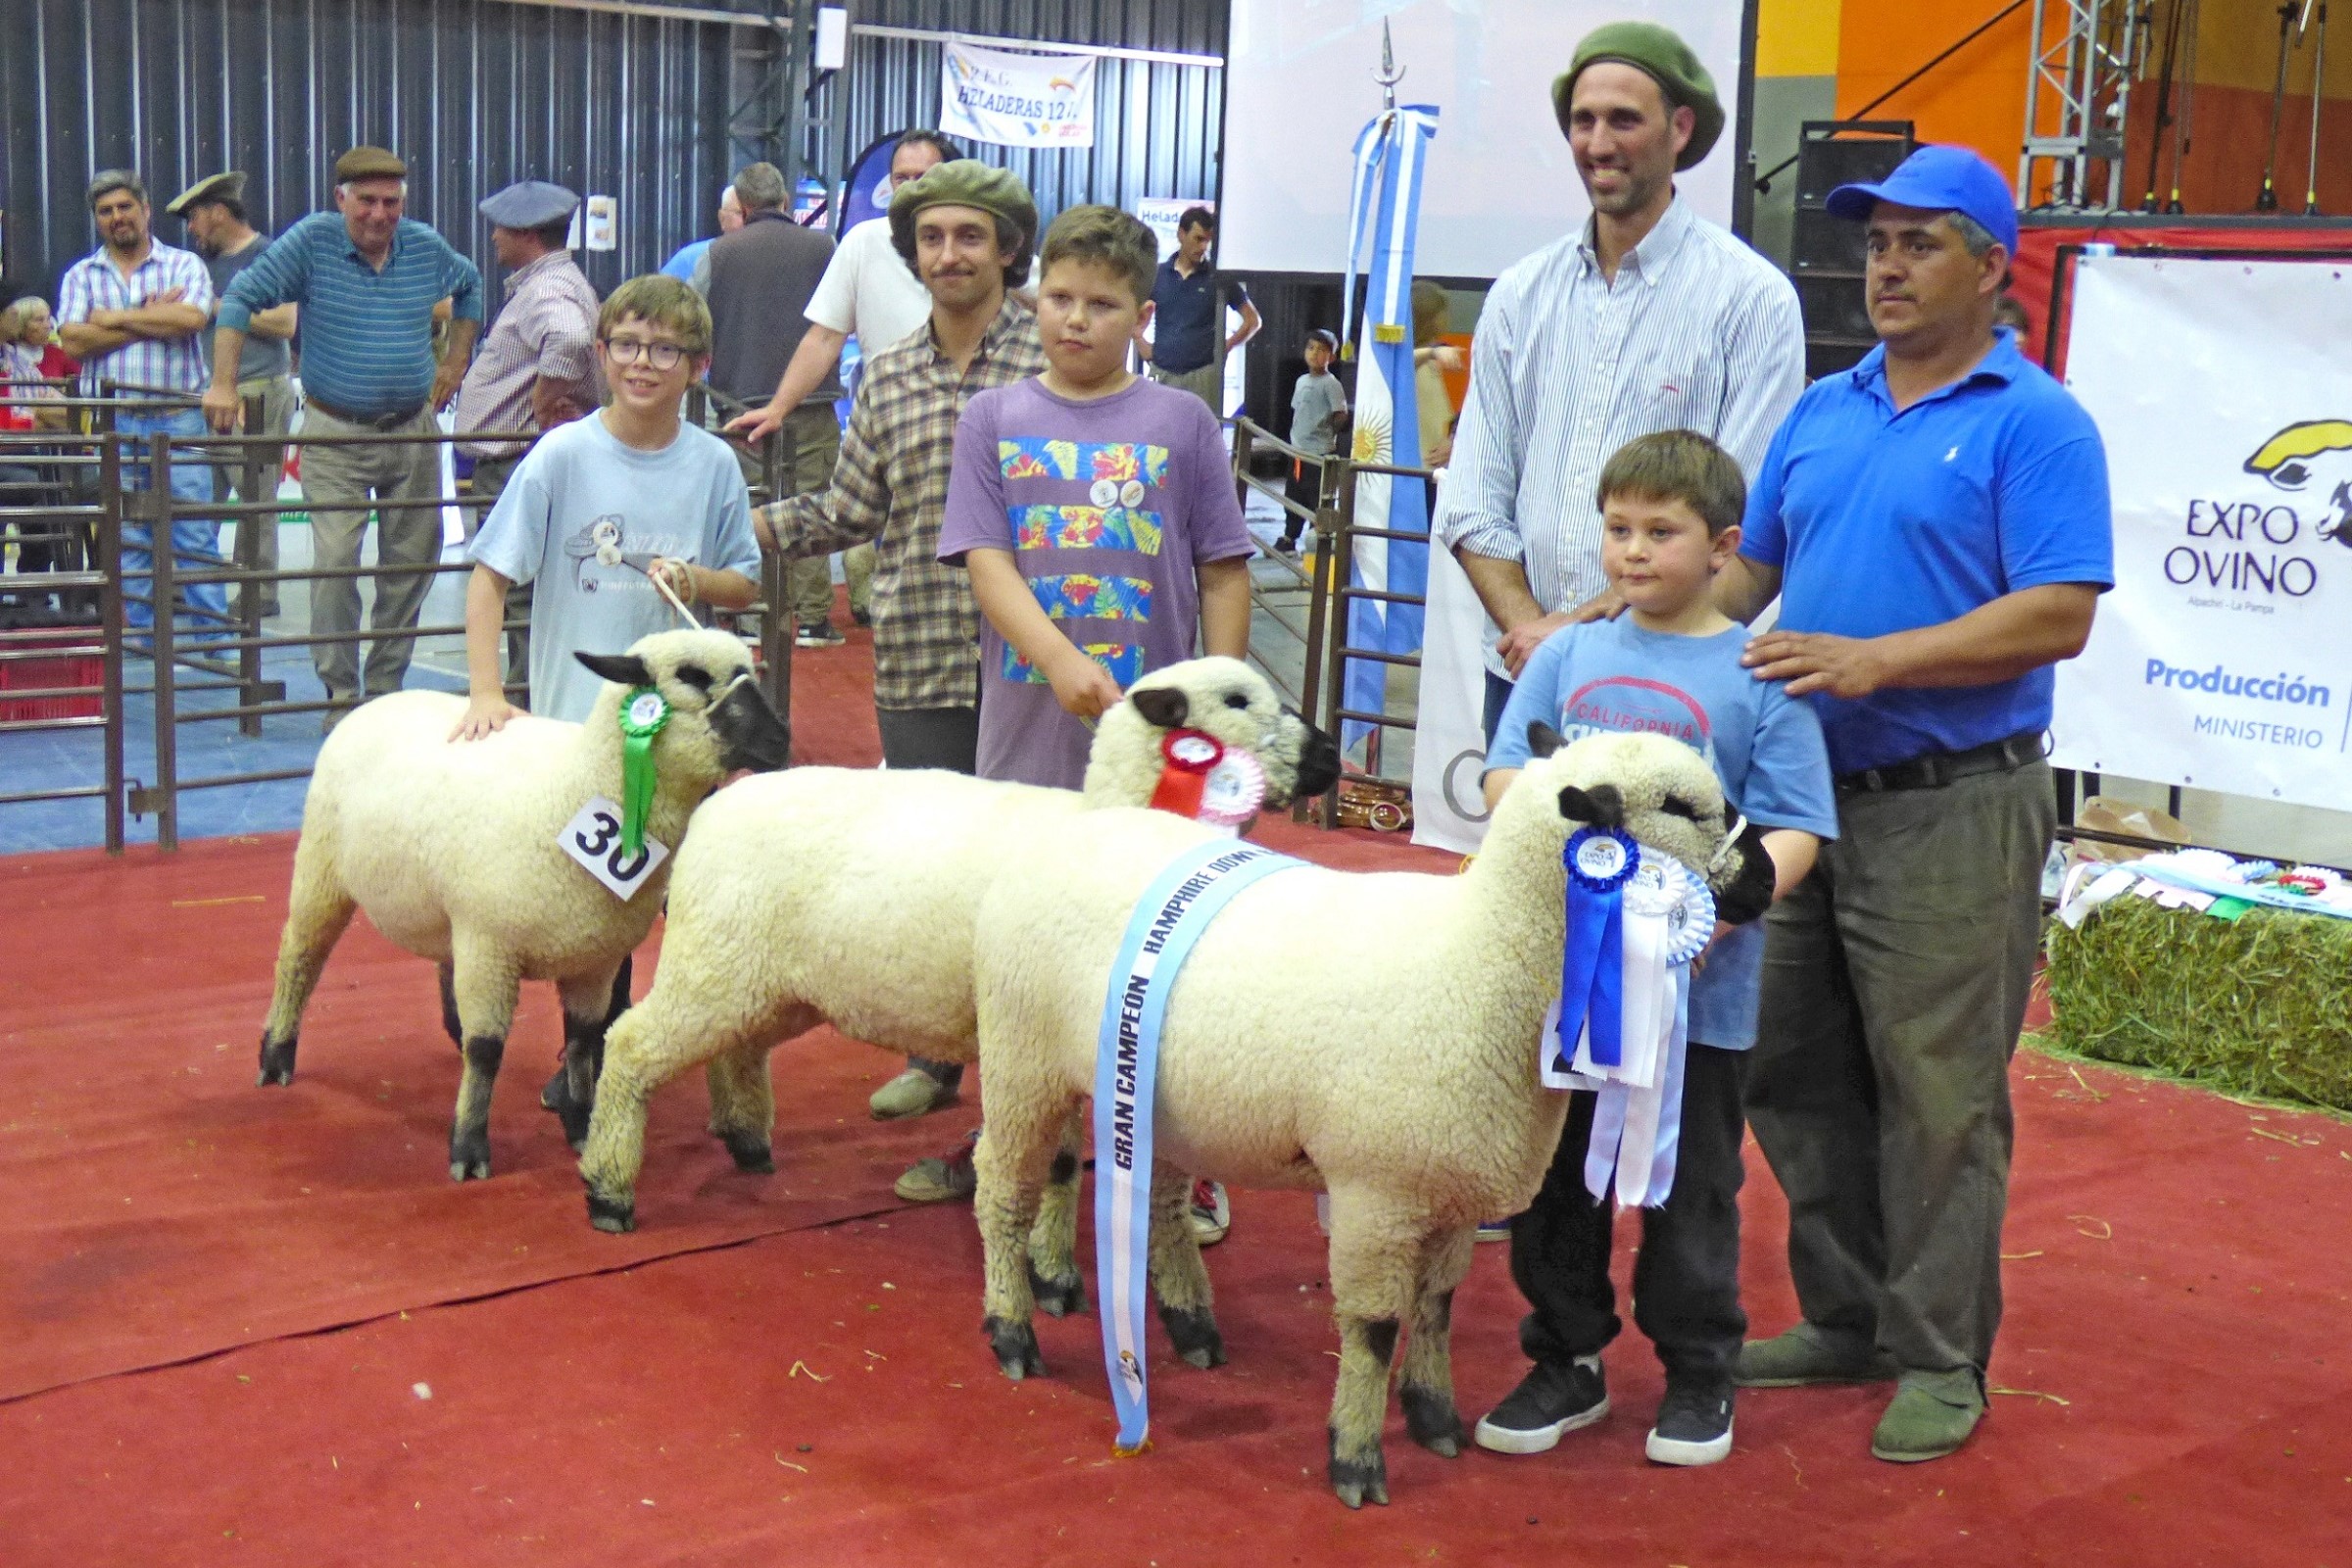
575, 643, 791, 774
1123, 658, 1342, 805
1533, 726, 1745, 889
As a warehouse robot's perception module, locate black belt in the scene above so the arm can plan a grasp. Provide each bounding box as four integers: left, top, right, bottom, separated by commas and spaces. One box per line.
1835, 730, 2045, 795
306, 395, 423, 431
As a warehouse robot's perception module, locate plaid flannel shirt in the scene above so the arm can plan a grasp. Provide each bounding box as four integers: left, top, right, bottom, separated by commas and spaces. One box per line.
764, 293, 1045, 711
56, 240, 216, 395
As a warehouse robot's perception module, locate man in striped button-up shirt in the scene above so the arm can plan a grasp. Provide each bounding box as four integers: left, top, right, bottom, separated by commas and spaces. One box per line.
209, 145, 483, 719
1440, 23, 1807, 1468
56, 169, 228, 641
1435, 25, 1805, 743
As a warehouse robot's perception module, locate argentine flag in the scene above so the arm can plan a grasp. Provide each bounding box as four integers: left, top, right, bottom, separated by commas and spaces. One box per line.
1339, 104, 1440, 760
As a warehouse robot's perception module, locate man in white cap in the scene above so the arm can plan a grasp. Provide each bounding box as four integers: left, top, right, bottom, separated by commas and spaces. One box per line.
169, 171, 296, 617
454, 179, 601, 685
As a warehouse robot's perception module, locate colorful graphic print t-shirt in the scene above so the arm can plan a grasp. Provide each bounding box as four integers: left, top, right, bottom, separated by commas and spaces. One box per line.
939, 375, 1253, 788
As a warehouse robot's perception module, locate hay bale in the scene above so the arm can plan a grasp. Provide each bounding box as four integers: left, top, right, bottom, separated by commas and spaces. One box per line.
2047, 894, 2352, 1111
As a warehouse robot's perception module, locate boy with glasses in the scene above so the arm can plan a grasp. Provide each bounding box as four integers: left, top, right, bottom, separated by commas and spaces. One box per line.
456, 274, 760, 734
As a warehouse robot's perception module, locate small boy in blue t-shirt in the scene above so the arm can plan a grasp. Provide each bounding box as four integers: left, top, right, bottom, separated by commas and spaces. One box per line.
1474, 429, 1838, 1470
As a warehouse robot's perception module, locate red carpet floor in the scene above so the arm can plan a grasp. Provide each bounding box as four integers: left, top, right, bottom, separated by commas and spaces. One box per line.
3, 630, 2349, 1565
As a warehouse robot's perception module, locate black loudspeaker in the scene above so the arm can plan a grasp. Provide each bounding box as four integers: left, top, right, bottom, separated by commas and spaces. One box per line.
1789, 121, 1915, 381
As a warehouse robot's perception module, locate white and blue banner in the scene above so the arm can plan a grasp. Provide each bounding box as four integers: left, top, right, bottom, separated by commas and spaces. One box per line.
941, 40, 1099, 149
1337, 103, 1440, 758
1092, 840, 1303, 1453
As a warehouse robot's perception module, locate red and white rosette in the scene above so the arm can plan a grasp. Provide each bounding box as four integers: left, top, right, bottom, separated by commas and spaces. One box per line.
1148, 728, 1266, 832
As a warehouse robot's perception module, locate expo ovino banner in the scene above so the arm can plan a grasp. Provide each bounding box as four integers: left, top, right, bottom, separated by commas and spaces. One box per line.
2053, 254, 2352, 810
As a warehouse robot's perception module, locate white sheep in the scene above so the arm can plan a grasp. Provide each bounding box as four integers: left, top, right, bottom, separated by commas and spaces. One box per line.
966, 725, 1773, 1508
576, 656, 1341, 1258
257, 627, 791, 1181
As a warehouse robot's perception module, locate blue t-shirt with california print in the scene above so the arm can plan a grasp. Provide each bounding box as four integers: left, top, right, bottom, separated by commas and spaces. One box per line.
1485, 616, 1839, 1050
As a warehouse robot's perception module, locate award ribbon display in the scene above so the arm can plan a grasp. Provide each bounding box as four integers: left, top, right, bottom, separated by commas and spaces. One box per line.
1092, 839, 1304, 1455
616, 687, 670, 858
1145, 728, 1268, 834
1547, 843, 1717, 1208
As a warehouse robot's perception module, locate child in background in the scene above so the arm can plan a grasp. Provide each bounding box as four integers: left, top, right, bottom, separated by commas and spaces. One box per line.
1474, 429, 1838, 1470
457, 274, 761, 736
936, 204, 1255, 1243
1281, 327, 1347, 553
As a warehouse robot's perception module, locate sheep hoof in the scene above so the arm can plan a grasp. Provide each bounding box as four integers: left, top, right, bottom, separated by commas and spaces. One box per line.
1158, 1304, 1226, 1370
1401, 1383, 1464, 1456
586, 1191, 636, 1233
719, 1130, 775, 1174
256, 1033, 297, 1086
539, 1062, 570, 1113
983, 1315, 1045, 1380
450, 1157, 491, 1182
1327, 1432, 1389, 1508
1029, 1265, 1087, 1318
449, 1131, 492, 1183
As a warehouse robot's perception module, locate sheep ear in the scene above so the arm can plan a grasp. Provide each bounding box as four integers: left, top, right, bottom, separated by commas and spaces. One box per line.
1526, 720, 1565, 760
575, 651, 656, 689
1129, 686, 1189, 729
1556, 783, 1623, 825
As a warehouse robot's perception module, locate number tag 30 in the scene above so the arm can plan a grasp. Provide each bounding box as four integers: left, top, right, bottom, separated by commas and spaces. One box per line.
560, 795, 669, 900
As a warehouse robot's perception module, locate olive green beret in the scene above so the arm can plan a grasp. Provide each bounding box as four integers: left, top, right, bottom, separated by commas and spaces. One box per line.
1552, 23, 1725, 172
166, 171, 247, 219
887, 160, 1039, 258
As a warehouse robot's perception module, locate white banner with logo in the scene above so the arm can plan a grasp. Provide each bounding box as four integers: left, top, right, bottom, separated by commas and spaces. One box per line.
940, 41, 1098, 148
2052, 255, 2352, 810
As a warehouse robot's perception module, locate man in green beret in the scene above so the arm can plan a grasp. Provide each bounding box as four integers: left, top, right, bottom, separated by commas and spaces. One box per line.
754, 158, 1046, 1127
1443, 21, 1807, 1469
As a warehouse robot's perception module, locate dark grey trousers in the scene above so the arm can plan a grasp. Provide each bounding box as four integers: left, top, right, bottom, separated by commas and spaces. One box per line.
1744, 759, 2055, 1398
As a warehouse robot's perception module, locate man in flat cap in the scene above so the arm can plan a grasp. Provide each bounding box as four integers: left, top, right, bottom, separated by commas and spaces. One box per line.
755, 158, 1044, 1130
208, 145, 483, 724
703, 162, 843, 648
55, 170, 226, 646
171, 171, 297, 617
453, 179, 601, 687
1440, 22, 1806, 1467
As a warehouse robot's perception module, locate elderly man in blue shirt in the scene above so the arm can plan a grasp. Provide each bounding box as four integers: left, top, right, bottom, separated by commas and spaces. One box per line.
206, 145, 483, 723
1720, 146, 2113, 1464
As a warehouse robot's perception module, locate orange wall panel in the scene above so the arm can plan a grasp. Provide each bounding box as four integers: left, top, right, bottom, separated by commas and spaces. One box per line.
1837, 0, 2032, 181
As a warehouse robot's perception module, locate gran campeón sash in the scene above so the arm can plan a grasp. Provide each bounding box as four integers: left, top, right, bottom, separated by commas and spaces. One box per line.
1092, 839, 1303, 1454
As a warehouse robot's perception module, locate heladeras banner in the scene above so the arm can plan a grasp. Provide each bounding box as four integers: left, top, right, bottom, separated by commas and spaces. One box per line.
2052, 254, 2352, 810
940, 41, 1098, 149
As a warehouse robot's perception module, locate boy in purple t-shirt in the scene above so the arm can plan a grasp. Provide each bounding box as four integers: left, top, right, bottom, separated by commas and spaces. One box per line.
939, 204, 1253, 791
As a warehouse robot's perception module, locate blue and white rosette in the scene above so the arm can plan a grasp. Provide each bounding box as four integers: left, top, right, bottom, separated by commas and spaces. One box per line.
1552, 826, 1639, 1070
1540, 844, 1716, 1208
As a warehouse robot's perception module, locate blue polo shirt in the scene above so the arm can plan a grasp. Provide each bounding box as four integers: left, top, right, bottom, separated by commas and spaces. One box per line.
1150, 259, 1248, 374
219, 213, 483, 419
1740, 329, 2114, 775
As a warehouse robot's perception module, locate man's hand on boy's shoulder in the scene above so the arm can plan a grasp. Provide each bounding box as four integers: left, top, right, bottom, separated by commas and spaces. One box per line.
1497, 588, 1622, 676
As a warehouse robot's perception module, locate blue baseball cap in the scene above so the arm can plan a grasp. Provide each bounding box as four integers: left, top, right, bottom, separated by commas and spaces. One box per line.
1826, 144, 2018, 256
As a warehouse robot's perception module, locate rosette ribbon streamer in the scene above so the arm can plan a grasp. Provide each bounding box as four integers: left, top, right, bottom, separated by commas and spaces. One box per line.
1551, 844, 1716, 1208
616, 687, 671, 858
1147, 729, 1223, 819
1556, 826, 1638, 1069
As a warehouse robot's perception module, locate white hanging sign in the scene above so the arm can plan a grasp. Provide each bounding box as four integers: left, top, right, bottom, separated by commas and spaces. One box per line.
559, 795, 669, 901
940, 40, 1098, 148
2051, 256, 2352, 811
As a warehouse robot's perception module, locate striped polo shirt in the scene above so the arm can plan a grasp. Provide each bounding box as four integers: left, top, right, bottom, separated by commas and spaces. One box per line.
1433, 198, 1807, 676
219, 213, 482, 419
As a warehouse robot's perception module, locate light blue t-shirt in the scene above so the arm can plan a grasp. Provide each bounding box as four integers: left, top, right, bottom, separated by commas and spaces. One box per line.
1486, 616, 1839, 1051
468, 414, 761, 724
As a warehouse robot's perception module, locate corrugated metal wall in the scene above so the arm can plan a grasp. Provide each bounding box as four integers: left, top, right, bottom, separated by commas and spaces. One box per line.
0, 0, 759, 299
824, 0, 1228, 219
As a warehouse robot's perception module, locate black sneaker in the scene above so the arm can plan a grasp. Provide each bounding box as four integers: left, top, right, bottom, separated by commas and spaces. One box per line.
1645, 1376, 1734, 1466
1471, 1354, 1607, 1454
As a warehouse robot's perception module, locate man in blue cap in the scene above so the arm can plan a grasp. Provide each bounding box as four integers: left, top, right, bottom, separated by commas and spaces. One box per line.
455, 179, 602, 686
1719, 145, 2114, 1462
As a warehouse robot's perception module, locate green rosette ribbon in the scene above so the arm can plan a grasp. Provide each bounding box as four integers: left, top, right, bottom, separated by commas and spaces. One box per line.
617, 686, 671, 858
